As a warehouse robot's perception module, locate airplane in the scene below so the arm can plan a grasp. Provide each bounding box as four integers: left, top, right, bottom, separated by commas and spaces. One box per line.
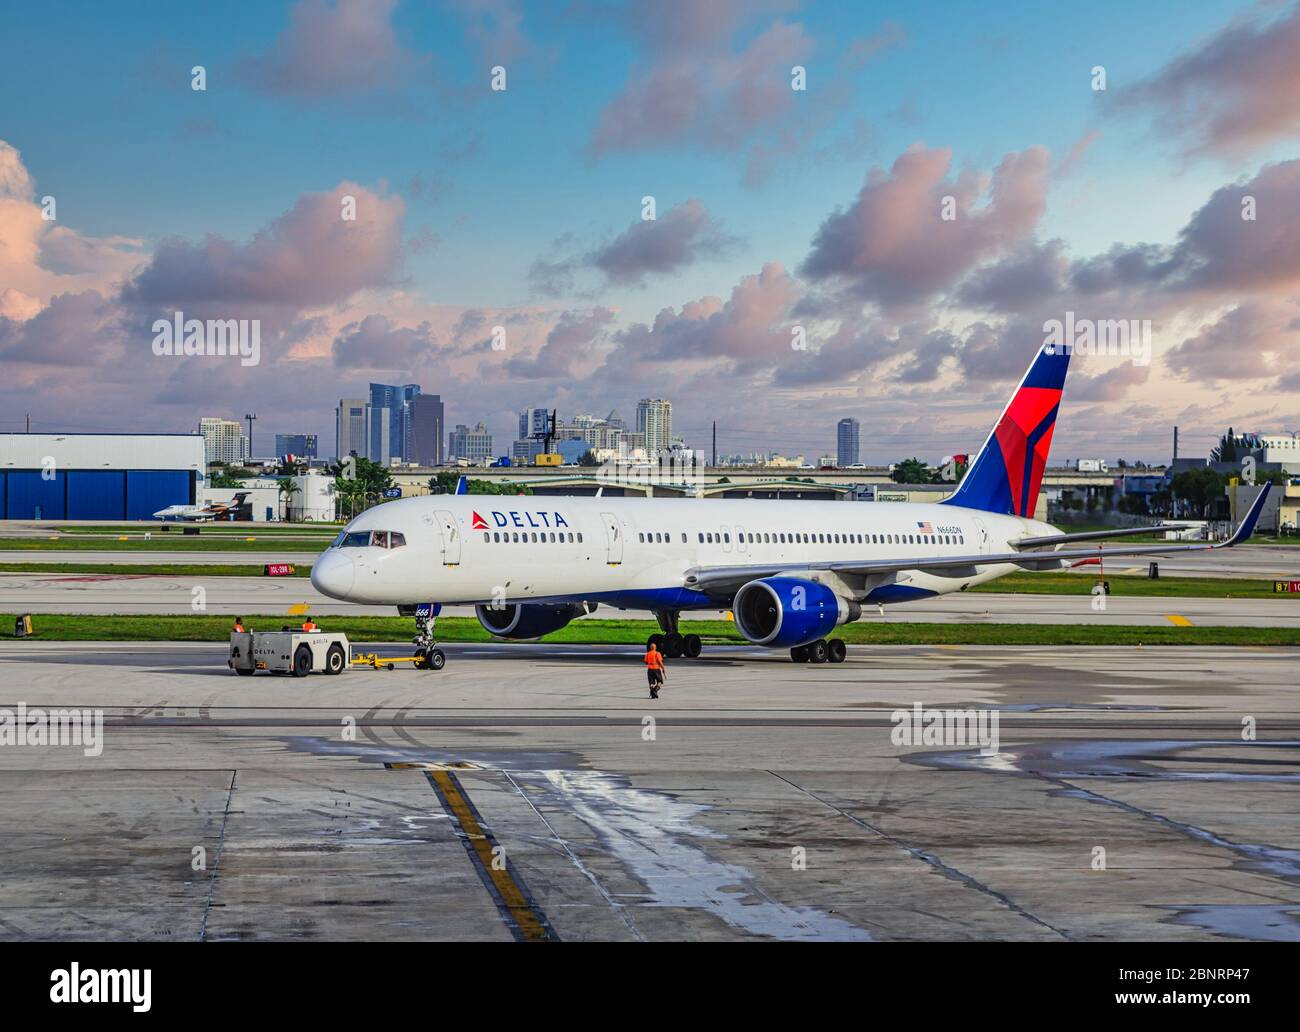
153, 492, 251, 522
310, 343, 1271, 668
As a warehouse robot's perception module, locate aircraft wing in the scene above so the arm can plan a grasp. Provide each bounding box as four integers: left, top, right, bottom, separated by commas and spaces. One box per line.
1012, 524, 1194, 548
684, 484, 1270, 594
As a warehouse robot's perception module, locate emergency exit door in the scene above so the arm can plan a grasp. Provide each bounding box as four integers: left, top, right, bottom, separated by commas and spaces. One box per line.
600, 511, 623, 564
435, 510, 461, 564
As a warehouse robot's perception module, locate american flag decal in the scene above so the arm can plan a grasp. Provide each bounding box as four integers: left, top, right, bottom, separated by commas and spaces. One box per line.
916, 521, 934, 533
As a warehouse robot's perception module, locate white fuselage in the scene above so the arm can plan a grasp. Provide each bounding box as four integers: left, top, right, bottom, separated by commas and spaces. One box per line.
310, 495, 1055, 610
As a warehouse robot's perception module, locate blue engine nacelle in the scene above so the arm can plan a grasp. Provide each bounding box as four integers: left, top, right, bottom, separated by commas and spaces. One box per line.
732, 577, 856, 648
475, 602, 588, 640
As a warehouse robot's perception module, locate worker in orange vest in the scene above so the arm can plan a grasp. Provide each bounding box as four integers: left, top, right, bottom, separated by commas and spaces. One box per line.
302, 618, 319, 632
233, 616, 245, 633
644, 641, 666, 699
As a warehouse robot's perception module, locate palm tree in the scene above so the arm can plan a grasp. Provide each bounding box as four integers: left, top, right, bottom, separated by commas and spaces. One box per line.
275, 477, 300, 522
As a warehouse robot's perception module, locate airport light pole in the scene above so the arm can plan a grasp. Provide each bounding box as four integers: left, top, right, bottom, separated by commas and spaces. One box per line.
244, 413, 257, 461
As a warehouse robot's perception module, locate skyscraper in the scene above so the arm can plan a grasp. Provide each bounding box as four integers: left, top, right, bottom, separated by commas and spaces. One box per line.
636, 398, 672, 454
837, 417, 860, 467
408, 394, 445, 466
368, 383, 421, 462
512, 407, 552, 464
335, 399, 367, 460
199, 417, 248, 465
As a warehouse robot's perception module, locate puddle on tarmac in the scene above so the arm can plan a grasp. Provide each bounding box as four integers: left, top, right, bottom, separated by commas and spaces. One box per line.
1165, 904, 1300, 942
998, 703, 1167, 713
907, 738, 1300, 782
280, 735, 870, 941
516, 768, 872, 941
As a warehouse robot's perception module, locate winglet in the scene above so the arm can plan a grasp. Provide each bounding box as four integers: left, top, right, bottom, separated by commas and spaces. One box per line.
1218, 482, 1271, 546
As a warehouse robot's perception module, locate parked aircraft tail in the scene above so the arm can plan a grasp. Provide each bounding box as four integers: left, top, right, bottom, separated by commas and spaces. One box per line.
943, 343, 1070, 516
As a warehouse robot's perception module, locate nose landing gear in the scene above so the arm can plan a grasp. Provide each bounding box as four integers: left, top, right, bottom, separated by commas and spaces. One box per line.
407, 603, 446, 671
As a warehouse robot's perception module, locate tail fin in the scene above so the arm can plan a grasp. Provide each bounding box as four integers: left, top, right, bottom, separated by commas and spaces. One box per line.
943, 344, 1070, 516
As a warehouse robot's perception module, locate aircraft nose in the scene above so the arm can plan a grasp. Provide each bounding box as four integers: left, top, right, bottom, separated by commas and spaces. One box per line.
311, 550, 355, 599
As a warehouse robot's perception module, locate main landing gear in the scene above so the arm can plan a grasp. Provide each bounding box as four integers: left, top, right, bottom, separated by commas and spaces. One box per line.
410, 604, 447, 671
647, 609, 703, 659
790, 638, 847, 664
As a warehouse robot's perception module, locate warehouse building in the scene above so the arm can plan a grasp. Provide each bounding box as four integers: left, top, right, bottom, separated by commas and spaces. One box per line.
0, 433, 205, 520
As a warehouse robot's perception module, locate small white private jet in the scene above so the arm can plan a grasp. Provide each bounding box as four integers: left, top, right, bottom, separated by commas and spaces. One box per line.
153, 492, 250, 522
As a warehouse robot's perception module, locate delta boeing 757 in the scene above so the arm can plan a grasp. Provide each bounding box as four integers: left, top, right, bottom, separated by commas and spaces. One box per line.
311, 344, 1270, 669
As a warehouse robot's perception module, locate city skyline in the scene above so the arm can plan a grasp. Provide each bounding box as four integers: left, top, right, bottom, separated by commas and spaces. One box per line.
2, 1, 1299, 465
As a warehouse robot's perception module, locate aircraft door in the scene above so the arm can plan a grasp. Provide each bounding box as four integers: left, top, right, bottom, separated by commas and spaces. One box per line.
435, 510, 461, 564
600, 511, 623, 564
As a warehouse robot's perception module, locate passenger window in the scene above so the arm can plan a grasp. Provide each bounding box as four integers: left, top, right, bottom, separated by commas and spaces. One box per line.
639, 533, 645, 543
724, 533, 730, 543
698, 533, 704, 543
512, 532, 519, 542
577, 532, 583, 543
681, 533, 687, 543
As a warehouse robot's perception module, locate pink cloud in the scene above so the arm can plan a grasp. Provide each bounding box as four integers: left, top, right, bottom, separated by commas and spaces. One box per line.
801, 144, 1050, 308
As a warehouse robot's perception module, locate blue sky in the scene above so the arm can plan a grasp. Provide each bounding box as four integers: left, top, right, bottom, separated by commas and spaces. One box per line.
1, 0, 1298, 461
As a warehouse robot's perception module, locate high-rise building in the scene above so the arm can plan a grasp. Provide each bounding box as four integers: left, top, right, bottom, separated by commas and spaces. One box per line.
199, 417, 248, 465
408, 394, 445, 466
636, 398, 672, 454
837, 417, 860, 467
335, 399, 367, 461
368, 382, 421, 462
512, 407, 552, 464
448, 422, 493, 464
275, 434, 318, 460
365, 405, 392, 465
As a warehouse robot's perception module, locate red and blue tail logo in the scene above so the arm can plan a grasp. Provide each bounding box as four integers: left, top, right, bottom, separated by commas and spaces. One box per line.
943, 345, 1070, 517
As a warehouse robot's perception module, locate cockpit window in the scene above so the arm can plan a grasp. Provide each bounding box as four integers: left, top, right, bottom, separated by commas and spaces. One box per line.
334, 529, 406, 548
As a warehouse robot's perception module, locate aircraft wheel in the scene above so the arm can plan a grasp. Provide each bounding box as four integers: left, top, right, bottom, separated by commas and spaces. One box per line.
790, 645, 809, 663
427, 648, 446, 671
807, 639, 829, 664
683, 633, 703, 658
234, 667, 254, 677
324, 644, 346, 675
664, 632, 685, 659
646, 633, 665, 652
827, 638, 847, 664
292, 645, 313, 677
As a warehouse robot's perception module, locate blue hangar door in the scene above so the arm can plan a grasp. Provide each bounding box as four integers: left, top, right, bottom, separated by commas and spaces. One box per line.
5, 471, 66, 519
67, 471, 127, 519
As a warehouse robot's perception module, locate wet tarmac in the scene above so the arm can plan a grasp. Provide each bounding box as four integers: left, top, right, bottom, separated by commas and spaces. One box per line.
0, 640, 1297, 941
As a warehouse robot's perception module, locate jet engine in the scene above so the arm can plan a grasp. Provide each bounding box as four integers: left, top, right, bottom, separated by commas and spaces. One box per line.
732, 576, 859, 648
475, 601, 589, 640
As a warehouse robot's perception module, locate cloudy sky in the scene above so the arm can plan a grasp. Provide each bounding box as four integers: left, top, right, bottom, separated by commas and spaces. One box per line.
1, 0, 1298, 463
